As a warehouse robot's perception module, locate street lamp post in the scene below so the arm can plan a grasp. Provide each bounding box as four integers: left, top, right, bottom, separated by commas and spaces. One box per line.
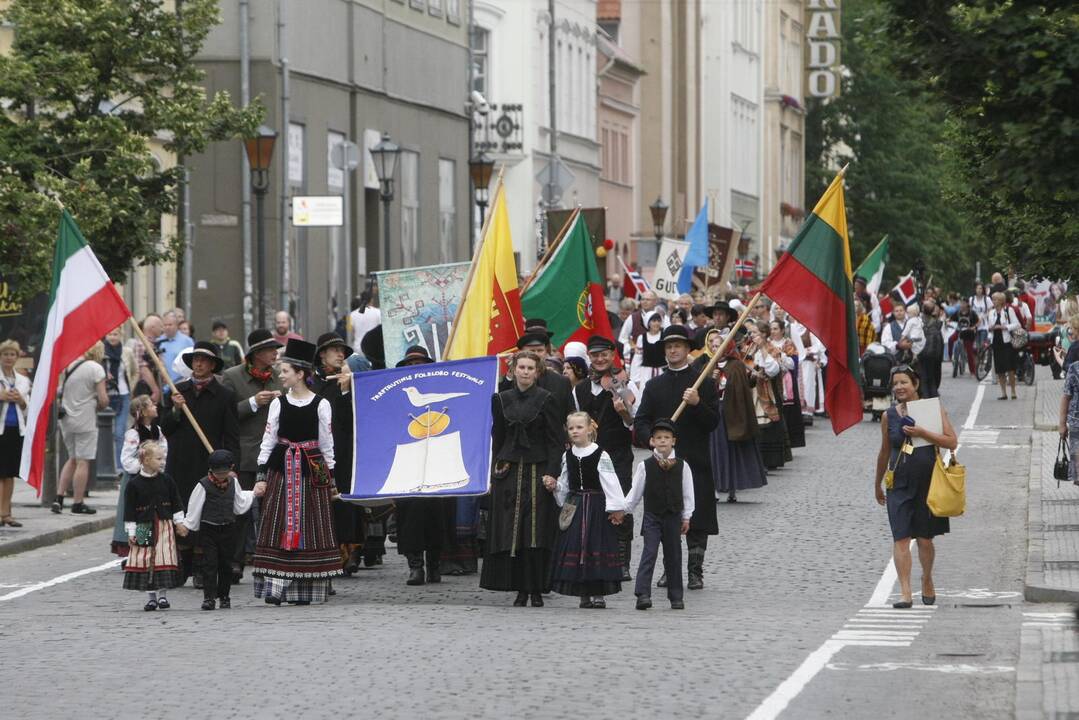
468, 151, 495, 249
244, 125, 278, 327
643, 196, 668, 268
370, 133, 400, 270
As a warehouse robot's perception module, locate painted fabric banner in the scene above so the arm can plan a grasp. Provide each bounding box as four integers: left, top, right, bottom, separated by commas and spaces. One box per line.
375, 262, 470, 367
346, 356, 498, 500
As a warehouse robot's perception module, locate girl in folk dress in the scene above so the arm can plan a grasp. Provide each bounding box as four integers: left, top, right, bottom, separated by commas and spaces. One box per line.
123, 442, 187, 610
252, 339, 341, 606
630, 312, 667, 386
111, 395, 168, 557
551, 412, 626, 608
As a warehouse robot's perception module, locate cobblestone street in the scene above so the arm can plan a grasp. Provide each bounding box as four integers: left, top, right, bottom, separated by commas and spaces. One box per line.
1, 371, 1072, 719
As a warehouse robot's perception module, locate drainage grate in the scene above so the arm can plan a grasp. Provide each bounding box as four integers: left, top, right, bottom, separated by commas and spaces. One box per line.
1048, 651, 1079, 663
954, 603, 1012, 609
936, 653, 985, 658
1044, 499, 1079, 504
1046, 524, 1079, 532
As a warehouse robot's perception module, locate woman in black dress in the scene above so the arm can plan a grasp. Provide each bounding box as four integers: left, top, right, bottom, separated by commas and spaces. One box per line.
480, 351, 563, 607
988, 291, 1021, 400
874, 365, 957, 608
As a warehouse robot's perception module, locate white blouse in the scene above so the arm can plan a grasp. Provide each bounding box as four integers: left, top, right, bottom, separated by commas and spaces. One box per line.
119, 426, 168, 475
257, 392, 335, 469
554, 443, 626, 512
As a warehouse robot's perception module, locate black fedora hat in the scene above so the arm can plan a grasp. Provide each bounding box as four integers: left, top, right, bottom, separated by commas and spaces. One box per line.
246, 328, 283, 358
183, 341, 224, 373
523, 317, 554, 339
395, 345, 434, 368
316, 332, 353, 358
660, 325, 692, 344
711, 300, 732, 316
281, 338, 317, 369
516, 332, 550, 350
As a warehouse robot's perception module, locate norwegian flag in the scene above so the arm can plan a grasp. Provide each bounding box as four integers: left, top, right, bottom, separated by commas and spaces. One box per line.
735, 257, 756, 280
619, 256, 650, 298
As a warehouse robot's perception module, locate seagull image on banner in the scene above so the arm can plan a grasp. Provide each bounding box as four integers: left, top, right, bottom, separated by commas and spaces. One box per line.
403, 386, 469, 407
677, 200, 709, 294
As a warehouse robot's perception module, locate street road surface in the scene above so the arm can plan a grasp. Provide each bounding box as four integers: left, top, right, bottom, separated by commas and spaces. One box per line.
0, 372, 1036, 719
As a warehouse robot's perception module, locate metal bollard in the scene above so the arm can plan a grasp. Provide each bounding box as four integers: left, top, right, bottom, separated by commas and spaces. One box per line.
93, 407, 118, 491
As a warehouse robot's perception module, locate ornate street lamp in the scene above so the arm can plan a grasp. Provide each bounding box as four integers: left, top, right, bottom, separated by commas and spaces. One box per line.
649, 196, 669, 244
244, 125, 277, 327
468, 151, 495, 247
370, 133, 400, 269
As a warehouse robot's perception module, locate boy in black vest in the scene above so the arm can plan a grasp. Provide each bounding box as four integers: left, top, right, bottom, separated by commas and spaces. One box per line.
624, 419, 695, 610
182, 450, 266, 610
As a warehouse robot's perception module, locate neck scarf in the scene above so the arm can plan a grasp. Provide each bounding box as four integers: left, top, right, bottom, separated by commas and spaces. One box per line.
653, 449, 676, 470
208, 472, 231, 490
192, 376, 212, 393
246, 361, 273, 385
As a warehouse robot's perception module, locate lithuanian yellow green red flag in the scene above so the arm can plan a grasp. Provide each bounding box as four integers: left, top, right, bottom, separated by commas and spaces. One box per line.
759, 169, 862, 434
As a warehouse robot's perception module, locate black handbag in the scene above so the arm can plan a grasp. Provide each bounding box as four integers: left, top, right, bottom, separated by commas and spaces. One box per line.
1053, 436, 1070, 487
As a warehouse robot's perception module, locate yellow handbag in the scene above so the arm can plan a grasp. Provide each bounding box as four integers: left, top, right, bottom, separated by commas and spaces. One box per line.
927, 449, 966, 517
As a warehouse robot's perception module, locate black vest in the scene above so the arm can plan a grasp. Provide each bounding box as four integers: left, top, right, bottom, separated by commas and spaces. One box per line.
279, 396, 321, 442
643, 456, 684, 515
198, 476, 236, 525
641, 334, 666, 368
565, 448, 602, 492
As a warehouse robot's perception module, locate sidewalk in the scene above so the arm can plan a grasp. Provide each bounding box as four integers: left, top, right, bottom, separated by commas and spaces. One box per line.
1015, 378, 1079, 719
0, 479, 119, 558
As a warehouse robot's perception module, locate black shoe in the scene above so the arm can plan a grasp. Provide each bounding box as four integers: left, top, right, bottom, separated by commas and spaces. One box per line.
219, 597, 231, 609
636, 596, 652, 610
155, 597, 170, 609
591, 597, 606, 609
265, 595, 282, 606
621, 566, 632, 582
406, 567, 426, 586
922, 595, 936, 606
687, 574, 704, 590
426, 567, 442, 584
892, 600, 913, 609
51, 499, 63, 514
726, 495, 737, 503
530, 593, 544, 607
201, 599, 216, 611
579, 596, 594, 609
143, 598, 158, 611
363, 555, 378, 568
70, 502, 96, 515
657, 572, 667, 588
513, 592, 528, 607
670, 600, 685, 610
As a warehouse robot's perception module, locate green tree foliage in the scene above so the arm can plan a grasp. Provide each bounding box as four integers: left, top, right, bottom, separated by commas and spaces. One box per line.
805, 0, 987, 293
0, 0, 261, 302
885, 0, 1079, 281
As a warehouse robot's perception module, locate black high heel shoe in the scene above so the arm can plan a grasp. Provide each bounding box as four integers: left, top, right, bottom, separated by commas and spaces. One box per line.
529, 593, 544, 607
892, 600, 913, 609
513, 592, 527, 607
922, 595, 936, 606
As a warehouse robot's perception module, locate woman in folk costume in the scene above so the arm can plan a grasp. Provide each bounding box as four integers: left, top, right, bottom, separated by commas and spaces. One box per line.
253, 339, 342, 605
481, 351, 564, 607
701, 329, 768, 503
746, 322, 788, 470
768, 320, 805, 448
630, 311, 667, 386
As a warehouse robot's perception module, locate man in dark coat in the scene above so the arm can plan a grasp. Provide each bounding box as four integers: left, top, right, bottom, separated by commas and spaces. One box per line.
573, 334, 642, 580
632, 325, 719, 590
312, 332, 367, 575
162, 341, 241, 584
220, 329, 283, 580
498, 319, 572, 426
391, 345, 456, 586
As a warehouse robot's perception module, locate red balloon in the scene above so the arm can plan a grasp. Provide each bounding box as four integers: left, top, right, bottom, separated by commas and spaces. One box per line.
603, 238, 615, 250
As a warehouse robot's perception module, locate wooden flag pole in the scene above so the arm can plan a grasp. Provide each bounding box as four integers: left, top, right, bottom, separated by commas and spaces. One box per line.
671, 292, 763, 422
520, 206, 581, 294
127, 317, 214, 453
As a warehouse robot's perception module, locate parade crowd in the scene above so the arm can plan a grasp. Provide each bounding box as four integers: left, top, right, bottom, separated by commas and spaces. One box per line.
2, 268, 1078, 613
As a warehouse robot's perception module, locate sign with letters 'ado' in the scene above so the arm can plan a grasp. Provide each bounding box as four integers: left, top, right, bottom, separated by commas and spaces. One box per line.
805, 0, 842, 99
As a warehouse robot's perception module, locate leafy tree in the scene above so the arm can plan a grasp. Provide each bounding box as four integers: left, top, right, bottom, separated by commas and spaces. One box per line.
0, 0, 261, 303
884, 0, 1079, 281
805, 0, 986, 293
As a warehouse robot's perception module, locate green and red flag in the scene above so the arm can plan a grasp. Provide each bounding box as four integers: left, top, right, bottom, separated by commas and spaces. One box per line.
20, 211, 132, 493
521, 212, 615, 351
759, 170, 862, 434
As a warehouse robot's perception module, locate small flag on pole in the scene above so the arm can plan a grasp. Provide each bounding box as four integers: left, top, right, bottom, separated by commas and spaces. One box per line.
676, 200, 709, 294
619, 256, 650, 299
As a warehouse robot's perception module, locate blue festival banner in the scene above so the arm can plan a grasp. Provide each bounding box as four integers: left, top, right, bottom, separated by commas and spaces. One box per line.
346, 356, 498, 500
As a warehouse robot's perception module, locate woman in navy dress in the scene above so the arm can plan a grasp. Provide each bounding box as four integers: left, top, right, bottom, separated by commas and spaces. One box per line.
874, 365, 957, 609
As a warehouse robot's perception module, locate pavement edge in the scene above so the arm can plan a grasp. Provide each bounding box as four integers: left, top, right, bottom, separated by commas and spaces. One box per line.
0, 513, 115, 559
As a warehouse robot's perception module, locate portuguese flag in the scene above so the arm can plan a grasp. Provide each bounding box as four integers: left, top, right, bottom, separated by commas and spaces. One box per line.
20, 211, 131, 493
759, 170, 862, 434
521, 212, 615, 350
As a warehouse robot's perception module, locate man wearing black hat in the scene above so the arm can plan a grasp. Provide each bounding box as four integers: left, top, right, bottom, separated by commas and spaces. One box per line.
573, 334, 642, 580
161, 341, 241, 584
499, 319, 572, 425
312, 332, 366, 575
391, 345, 457, 585
633, 325, 719, 591
221, 329, 283, 580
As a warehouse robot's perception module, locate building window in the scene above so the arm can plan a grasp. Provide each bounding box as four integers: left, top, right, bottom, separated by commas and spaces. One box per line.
438, 159, 456, 263
599, 122, 631, 185
428, 0, 442, 17
446, 0, 460, 23
470, 27, 489, 96
782, 129, 803, 207
734, 0, 759, 55
731, 94, 759, 193
288, 122, 305, 186
782, 14, 803, 100
399, 151, 419, 267
410, 0, 425, 11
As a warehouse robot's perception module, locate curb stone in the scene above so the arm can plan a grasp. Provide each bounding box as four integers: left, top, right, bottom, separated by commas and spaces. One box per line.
0, 512, 115, 559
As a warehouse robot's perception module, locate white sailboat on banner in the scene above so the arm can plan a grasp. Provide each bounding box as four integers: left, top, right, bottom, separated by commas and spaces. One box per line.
376, 391, 472, 495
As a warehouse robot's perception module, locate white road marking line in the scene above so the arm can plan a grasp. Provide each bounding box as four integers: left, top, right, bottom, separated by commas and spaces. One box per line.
0, 559, 121, 602
745, 640, 848, 720
844, 625, 925, 630
963, 383, 985, 430
866, 558, 899, 608
1023, 612, 1075, 617
827, 661, 1015, 675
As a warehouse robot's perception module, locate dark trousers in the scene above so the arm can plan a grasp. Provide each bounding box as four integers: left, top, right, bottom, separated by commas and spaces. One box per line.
198, 522, 236, 601
921, 354, 942, 398
635, 511, 683, 601
232, 470, 259, 569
